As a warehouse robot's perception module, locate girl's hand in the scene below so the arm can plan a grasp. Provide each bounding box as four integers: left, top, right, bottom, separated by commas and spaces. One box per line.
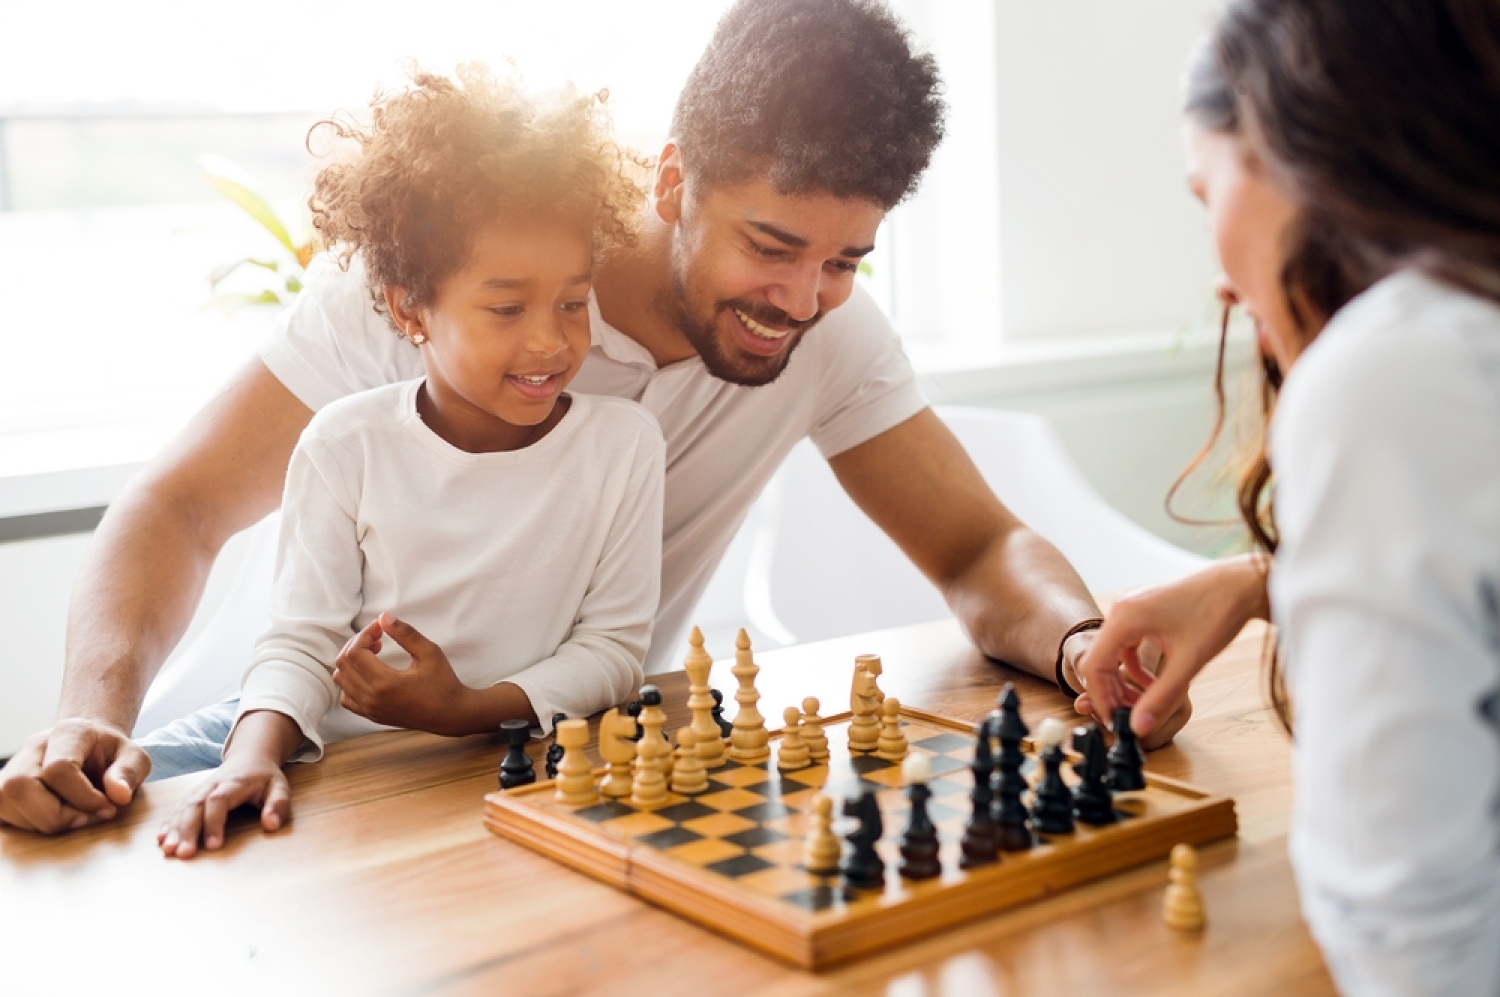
1075, 554, 1272, 739
333, 613, 471, 735
157, 754, 290, 859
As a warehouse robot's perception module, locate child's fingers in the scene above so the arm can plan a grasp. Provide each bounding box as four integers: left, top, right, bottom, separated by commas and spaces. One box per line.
377, 613, 439, 663
261, 773, 292, 832
162, 801, 205, 859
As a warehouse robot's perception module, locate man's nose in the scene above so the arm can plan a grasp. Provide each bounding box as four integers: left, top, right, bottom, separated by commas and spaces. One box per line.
766, 264, 823, 324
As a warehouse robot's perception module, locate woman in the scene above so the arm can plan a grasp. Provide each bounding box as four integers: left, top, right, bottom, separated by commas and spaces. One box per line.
1077, 1, 1500, 994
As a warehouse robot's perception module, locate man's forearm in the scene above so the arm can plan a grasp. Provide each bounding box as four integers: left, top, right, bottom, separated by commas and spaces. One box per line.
945, 525, 1101, 681
56, 484, 228, 732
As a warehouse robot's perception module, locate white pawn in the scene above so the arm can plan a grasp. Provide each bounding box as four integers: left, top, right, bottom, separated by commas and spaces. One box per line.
1163, 843, 1206, 930
875, 696, 908, 761
801, 697, 829, 762
803, 794, 841, 874
776, 706, 812, 771
553, 719, 598, 807
671, 727, 709, 795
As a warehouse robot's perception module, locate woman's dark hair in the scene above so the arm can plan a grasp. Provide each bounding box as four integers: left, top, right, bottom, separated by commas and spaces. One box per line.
1176, 0, 1500, 731
670, 0, 946, 208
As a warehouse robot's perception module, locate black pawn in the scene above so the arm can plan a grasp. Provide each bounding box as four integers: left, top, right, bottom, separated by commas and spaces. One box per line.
1106, 706, 1147, 792
1071, 724, 1117, 826
839, 792, 886, 891
959, 722, 1001, 868
710, 688, 734, 738
898, 778, 942, 880
498, 718, 535, 790
544, 712, 567, 779
625, 700, 644, 741
988, 684, 1033, 852
1030, 739, 1075, 836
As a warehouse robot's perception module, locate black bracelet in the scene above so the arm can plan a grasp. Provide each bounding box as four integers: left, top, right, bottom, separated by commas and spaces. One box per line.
1054, 617, 1105, 699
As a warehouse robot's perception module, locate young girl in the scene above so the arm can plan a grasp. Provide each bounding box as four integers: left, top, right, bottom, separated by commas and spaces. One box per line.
1078, 2, 1500, 993
154, 66, 663, 857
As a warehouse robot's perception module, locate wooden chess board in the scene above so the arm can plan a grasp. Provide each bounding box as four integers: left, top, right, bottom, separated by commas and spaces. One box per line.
483, 707, 1237, 970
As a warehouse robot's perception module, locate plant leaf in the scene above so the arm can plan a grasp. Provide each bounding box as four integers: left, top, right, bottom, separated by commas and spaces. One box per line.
200, 155, 296, 256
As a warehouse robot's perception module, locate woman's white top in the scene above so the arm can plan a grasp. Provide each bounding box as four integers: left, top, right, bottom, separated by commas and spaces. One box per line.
234, 381, 664, 756
1270, 270, 1500, 997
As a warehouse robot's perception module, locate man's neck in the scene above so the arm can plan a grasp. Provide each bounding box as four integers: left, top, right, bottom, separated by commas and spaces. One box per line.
594, 215, 698, 368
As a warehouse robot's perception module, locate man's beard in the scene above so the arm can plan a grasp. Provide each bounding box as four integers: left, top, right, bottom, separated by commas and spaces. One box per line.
660, 257, 819, 388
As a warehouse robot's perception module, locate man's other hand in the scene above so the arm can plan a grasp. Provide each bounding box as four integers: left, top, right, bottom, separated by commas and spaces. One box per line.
0, 719, 151, 833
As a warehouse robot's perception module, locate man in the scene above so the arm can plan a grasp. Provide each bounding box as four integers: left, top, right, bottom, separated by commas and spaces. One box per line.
0, 0, 1186, 834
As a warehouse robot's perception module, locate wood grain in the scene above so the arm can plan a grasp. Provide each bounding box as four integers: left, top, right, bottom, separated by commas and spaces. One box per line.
0, 618, 1331, 996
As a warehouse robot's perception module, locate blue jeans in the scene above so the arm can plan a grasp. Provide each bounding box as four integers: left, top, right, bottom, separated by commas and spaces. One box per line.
139, 696, 239, 782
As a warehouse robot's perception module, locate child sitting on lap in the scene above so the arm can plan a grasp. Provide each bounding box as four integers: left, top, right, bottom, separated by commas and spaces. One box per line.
155, 66, 661, 857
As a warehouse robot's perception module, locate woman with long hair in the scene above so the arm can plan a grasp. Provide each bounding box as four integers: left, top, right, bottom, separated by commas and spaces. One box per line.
1077, 1, 1500, 993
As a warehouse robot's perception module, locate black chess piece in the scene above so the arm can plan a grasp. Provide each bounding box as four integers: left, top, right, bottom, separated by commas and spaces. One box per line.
544, 712, 568, 779
498, 718, 536, 790
988, 684, 1033, 852
959, 722, 1001, 868
1106, 706, 1147, 792
710, 688, 734, 738
1030, 738, 1075, 836
898, 776, 942, 880
839, 792, 886, 891
1071, 723, 1117, 826
625, 699, 644, 741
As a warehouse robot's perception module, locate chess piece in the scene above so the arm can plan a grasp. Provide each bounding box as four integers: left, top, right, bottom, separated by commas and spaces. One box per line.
988, 684, 1033, 852
727, 630, 770, 764
630, 693, 669, 808
597, 708, 637, 799
898, 755, 941, 880
1163, 843, 1206, 930
544, 712, 568, 778
553, 719, 598, 806
1107, 706, 1147, 792
803, 794, 841, 874
846, 660, 882, 753
671, 728, 710, 795
855, 653, 886, 705
959, 720, 1001, 868
875, 697, 908, 761
800, 697, 829, 762
1030, 718, 1075, 836
683, 627, 726, 769
839, 792, 886, 891
625, 699, 644, 741
634, 686, 673, 793
498, 718, 536, 790
776, 706, 812, 771
1071, 723, 1117, 826
710, 689, 734, 738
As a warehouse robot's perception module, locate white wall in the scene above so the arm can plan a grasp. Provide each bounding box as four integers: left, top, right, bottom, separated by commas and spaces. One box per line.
994, 0, 1225, 341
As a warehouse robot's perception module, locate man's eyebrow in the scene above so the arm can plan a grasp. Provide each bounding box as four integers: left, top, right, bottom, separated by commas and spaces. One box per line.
748, 220, 875, 258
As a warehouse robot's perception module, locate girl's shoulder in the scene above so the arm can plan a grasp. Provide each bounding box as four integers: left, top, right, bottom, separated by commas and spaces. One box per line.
568, 394, 664, 447
302, 380, 416, 447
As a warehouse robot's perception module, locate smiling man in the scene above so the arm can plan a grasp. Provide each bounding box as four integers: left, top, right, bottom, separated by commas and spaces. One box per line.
0, 0, 1182, 835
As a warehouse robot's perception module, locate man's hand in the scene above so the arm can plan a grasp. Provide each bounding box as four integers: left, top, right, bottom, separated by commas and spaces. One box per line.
1063, 631, 1192, 750
157, 753, 290, 858
333, 613, 472, 735
0, 719, 151, 833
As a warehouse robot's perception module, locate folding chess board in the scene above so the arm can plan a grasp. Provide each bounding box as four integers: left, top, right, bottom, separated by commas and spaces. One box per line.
483, 707, 1237, 969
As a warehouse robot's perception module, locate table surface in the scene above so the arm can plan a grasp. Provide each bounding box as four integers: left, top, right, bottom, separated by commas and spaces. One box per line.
0, 619, 1333, 997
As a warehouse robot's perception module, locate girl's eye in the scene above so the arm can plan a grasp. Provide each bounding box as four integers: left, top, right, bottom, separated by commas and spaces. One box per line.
560, 298, 589, 313
490, 305, 524, 318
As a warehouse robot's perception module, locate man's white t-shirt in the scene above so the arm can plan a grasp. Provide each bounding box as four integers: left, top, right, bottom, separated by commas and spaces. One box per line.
1269, 270, 1500, 997
237, 383, 665, 754
260, 254, 929, 673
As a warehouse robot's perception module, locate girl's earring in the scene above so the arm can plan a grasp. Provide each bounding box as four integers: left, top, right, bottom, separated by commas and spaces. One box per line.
410, 330, 427, 345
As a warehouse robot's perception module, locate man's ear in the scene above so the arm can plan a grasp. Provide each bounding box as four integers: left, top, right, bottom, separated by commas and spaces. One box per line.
653, 141, 686, 225
383, 286, 428, 344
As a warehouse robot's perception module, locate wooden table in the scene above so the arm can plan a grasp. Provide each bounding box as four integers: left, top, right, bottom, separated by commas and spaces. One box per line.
0, 620, 1332, 996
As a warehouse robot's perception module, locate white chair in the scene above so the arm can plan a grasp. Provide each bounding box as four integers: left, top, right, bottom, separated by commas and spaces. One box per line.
739, 406, 1206, 646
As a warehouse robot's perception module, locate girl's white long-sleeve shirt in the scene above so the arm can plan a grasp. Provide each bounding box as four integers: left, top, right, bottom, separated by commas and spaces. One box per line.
1270, 270, 1500, 997
234, 381, 664, 757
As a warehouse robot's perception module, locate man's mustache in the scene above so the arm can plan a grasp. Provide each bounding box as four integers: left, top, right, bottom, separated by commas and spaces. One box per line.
723, 298, 822, 333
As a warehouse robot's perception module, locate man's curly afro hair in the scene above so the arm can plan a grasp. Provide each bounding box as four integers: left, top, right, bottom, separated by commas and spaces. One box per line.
671, 0, 946, 209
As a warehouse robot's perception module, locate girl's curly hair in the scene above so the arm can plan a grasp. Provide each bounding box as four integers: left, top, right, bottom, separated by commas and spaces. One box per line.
308, 64, 646, 326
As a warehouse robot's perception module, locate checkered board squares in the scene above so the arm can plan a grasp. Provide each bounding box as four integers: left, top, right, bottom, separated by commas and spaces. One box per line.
484, 707, 1237, 970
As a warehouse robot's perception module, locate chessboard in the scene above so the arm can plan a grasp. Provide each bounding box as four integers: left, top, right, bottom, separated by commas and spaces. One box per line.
483, 705, 1237, 969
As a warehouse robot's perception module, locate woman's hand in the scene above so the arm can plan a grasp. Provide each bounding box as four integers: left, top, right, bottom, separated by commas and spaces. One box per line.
1065, 631, 1192, 749
333, 613, 472, 735
1075, 554, 1271, 739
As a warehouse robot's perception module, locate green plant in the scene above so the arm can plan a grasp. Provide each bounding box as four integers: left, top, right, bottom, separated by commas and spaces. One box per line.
201, 153, 318, 307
